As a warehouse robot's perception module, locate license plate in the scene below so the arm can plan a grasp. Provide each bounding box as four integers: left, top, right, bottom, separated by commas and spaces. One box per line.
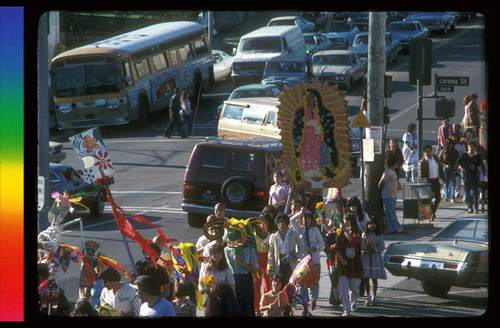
202, 191, 216, 202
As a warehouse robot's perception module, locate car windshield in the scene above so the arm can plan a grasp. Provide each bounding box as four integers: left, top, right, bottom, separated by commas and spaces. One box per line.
239, 37, 282, 53
304, 35, 316, 45
432, 219, 488, 243
229, 89, 266, 99
324, 22, 350, 33
387, 23, 417, 32
269, 19, 295, 26
265, 62, 305, 74
312, 54, 348, 66
353, 35, 368, 45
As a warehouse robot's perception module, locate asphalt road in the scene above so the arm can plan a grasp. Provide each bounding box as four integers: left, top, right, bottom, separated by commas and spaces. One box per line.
40, 15, 488, 318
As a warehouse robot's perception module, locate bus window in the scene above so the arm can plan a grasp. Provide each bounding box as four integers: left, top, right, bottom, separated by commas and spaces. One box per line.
135, 58, 151, 78
194, 38, 209, 56
152, 53, 168, 72
178, 44, 194, 62
169, 49, 179, 66
121, 59, 133, 86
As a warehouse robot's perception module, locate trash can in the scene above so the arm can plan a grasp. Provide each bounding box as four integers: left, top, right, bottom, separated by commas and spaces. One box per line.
402, 183, 433, 224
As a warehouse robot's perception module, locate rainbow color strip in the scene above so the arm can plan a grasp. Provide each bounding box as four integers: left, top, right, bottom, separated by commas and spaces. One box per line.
0, 7, 23, 322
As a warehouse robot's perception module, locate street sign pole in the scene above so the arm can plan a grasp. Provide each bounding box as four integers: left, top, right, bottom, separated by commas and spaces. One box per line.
417, 78, 423, 161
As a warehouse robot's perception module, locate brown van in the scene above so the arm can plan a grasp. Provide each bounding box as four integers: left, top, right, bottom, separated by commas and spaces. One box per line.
182, 137, 283, 227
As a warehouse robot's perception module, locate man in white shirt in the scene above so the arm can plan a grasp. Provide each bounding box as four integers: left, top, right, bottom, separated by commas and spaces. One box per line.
419, 144, 444, 220
98, 266, 142, 316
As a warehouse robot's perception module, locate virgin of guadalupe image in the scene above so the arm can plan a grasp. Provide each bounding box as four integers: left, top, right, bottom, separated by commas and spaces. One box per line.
293, 88, 340, 187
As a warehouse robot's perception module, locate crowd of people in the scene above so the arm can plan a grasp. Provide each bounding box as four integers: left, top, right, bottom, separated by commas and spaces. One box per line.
39, 94, 487, 318
40, 189, 392, 318
398, 94, 487, 216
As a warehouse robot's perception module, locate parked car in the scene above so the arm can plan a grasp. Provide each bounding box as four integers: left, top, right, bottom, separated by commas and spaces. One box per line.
303, 32, 333, 56
350, 32, 402, 63
228, 83, 281, 100
49, 141, 66, 163
182, 137, 283, 227
267, 15, 315, 33
49, 163, 107, 216
212, 49, 234, 82
231, 25, 306, 86
384, 218, 488, 298
404, 12, 456, 35
321, 20, 359, 49
182, 135, 360, 228
386, 20, 429, 49
217, 83, 281, 113
348, 12, 370, 32
311, 50, 367, 91
218, 97, 280, 140
261, 56, 313, 90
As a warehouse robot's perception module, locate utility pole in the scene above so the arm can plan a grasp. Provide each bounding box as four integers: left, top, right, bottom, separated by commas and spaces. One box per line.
364, 12, 386, 223
38, 12, 50, 233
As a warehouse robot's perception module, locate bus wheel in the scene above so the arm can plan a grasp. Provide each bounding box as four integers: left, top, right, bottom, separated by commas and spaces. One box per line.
138, 96, 149, 125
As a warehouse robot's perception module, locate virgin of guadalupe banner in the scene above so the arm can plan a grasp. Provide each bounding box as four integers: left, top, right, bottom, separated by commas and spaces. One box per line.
69, 127, 115, 184
278, 82, 353, 190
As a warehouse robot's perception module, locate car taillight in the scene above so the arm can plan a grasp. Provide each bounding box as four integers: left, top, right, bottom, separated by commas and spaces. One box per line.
184, 183, 194, 191
443, 263, 458, 269
254, 190, 266, 197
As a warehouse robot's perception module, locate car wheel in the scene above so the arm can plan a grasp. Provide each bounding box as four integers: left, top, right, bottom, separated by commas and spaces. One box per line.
90, 190, 106, 216
221, 176, 253, 209
187, 212, 206, 228
421, 280, 451, 298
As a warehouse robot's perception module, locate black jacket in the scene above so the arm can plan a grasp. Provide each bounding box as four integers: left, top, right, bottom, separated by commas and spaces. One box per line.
419, 154, 444, 180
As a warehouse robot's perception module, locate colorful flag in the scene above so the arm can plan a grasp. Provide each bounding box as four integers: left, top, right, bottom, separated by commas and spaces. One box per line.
69, 128, 115, 184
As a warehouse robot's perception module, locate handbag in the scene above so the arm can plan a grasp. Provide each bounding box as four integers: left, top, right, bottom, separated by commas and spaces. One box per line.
345, 246, 356, 259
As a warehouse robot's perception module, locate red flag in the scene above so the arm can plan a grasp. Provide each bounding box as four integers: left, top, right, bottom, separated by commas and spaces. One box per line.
103, 183, 181, 266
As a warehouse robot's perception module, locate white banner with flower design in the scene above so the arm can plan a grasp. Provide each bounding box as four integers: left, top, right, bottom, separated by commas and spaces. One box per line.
69, 128, 115, 184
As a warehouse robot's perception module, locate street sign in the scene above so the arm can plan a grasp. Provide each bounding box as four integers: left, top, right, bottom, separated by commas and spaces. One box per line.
436, 85, 454, 92
352, 110, 371, 128
435, 75, 469, 86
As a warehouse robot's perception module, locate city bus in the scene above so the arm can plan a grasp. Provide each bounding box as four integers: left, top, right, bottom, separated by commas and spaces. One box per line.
50, 21, 213, 130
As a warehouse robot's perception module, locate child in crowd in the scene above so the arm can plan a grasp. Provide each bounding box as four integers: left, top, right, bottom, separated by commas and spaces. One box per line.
361, 217, 387, 306
172, 281, 197, 316
259, 274, 287, 317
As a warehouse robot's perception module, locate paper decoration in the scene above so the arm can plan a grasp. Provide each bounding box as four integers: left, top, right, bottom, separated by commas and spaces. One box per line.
289, 255, 320, 288
278, 83, 353, 190
69, 128, 115, 184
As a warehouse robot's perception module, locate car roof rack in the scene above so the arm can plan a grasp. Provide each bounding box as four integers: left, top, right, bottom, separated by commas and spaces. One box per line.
205, 136, 282, 149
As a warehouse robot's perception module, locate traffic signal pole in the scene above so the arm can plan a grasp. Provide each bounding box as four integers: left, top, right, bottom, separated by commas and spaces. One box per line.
364, 12, 386, 223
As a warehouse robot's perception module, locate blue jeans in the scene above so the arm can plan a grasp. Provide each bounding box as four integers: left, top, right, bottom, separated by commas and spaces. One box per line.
443, 167, 456, 200
463, 172, 478, 211
383, 198, 403, 233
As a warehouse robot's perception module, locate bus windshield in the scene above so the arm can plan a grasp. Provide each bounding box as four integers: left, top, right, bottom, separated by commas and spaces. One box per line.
53, 62, 123, 97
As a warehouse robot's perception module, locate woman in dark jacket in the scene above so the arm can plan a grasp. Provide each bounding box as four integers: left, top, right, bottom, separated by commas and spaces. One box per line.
438, 138, 460, 202
458, 141, 482, 213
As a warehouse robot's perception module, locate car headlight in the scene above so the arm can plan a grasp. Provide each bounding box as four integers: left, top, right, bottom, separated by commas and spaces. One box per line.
107, 100, 120, 110
57, 104, 72, 114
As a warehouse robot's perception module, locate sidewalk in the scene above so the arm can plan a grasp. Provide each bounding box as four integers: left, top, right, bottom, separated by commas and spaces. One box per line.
305, 195, 488, 318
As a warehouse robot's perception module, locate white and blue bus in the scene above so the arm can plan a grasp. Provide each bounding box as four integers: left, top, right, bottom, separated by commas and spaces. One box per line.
50, 21, 213, 130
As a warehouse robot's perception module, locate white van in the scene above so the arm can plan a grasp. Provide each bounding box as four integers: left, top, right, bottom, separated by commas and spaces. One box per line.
217, 97, 280, 139
231, 26, 306, 86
